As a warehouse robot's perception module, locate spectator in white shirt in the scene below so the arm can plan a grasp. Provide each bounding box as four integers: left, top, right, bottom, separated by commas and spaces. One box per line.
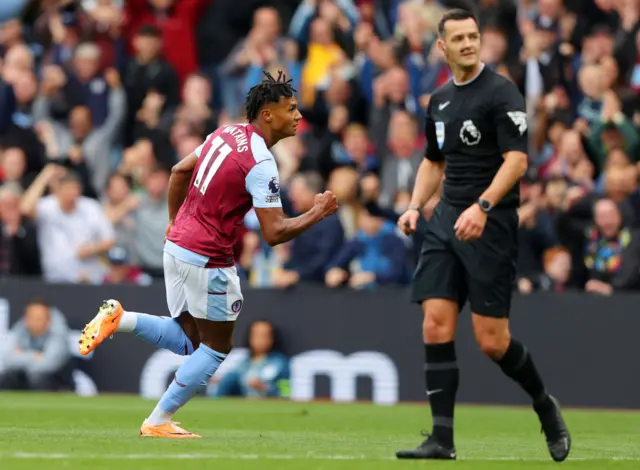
20, 165, 115, 283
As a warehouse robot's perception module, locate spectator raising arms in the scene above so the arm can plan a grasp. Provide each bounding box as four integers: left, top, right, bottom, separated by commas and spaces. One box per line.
0, 0, 638, 294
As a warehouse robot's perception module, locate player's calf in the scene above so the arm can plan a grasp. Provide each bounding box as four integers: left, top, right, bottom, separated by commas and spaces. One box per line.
409, 300, 459, 452
422, 301, 458, 449
144, 320, 234, 429
126, 311, 196, 355
472, 316, 511, 360
473, 315, 549, 404
472, 315, 571, 461
80, 301, 196, 356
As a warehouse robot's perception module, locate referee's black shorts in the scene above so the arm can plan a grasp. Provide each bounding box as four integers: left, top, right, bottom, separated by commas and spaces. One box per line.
411, 201, 518, 318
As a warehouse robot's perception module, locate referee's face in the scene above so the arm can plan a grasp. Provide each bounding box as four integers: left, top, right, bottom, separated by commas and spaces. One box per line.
439, 18, 481, 70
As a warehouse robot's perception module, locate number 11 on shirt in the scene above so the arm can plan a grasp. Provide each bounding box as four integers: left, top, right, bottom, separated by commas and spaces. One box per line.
194, 136, 233, 195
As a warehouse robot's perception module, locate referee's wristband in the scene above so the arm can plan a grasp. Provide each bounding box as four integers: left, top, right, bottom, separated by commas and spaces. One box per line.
407, 205, 422, 212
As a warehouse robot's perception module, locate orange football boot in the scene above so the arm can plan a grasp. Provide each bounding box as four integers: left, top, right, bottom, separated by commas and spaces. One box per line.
140, 421, 201, 438
78, 299, 124, 355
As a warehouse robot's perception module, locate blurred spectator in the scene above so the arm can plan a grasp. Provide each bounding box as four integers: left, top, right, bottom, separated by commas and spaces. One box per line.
518, 246, 572, 294
20, 166, 115, 283
335, 123, 378, 173
0, 0, 636, 297
273, 172, 344, 288
177, 72, 216, 135
300, 17, 346, 108
583, 198, 640, 294
132, 165, 169, 277
124, 0, 209, 87
209, 320, 289, 399
59, 42, 111, 126
0, 146, 34, 190
102, 245, 152, 285
33, 67, 126, 193
587, 90, 639, 168
0, 183, 41, 277
221, 7, 288, 116
0, 299, 71, 391
378, 110, 422, 208
0, 1, 28, 24
325, 205, 409, 289
517, 177, 558, 278
123, 24, 179, 147
327, 166, 361, 238
102, 172, 137, 251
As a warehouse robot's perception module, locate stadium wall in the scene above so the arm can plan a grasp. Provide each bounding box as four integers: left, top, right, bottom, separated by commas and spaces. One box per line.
1, 279, 639, 409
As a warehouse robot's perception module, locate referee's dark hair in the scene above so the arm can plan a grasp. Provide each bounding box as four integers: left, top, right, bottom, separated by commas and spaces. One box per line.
245, 70, 297, 122
437, 9, 479, 38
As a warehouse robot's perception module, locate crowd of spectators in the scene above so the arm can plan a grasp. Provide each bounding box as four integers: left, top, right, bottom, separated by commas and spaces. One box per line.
0, 0, 639, 295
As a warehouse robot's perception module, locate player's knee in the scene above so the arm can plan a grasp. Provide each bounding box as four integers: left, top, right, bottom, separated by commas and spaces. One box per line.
188, 332, 201, 351
422, 301, 456, 343
475, 328, 511, 360
177, 312, 201, 351
196, 321, 236, 355
199, 338, 233, 355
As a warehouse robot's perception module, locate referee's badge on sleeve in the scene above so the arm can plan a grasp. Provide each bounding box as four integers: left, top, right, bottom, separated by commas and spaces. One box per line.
435, 122, 445, 149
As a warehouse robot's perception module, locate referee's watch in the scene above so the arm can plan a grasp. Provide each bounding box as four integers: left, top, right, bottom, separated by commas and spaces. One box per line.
407, 205, 421, 212
476, 198, 493, 213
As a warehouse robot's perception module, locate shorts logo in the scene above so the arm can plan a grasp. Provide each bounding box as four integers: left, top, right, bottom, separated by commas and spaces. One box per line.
435, 122, 445, 149
460, 119, 481, 146
266, 176, 280, 204
231, 300, 243, 313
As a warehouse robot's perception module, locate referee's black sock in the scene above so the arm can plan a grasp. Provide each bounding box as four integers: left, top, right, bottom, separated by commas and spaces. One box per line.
425, 342, 459, 449
494, 338, 553, 411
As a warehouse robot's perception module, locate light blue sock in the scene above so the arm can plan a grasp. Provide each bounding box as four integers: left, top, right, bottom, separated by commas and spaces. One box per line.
147, 344, 226, 424
128, 313, 194, 355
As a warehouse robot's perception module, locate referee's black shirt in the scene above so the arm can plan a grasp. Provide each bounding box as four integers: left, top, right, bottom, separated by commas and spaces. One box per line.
424, 65, 528, 209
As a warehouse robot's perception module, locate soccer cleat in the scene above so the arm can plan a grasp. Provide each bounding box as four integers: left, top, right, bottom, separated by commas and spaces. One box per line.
140, 420, 201, 439
78, 299, 124, 356
396, 432, 457, 460
535, 395, 571, 462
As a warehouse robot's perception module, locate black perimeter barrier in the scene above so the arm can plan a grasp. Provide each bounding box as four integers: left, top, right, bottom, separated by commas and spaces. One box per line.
1, 278, 638, 409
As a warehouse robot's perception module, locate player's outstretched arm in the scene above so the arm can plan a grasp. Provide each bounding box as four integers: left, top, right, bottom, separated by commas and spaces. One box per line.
254, 191, 338, 246
168, 153, 198, 222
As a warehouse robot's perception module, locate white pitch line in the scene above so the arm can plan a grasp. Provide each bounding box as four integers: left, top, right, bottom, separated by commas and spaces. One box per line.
1, 453, 639, 462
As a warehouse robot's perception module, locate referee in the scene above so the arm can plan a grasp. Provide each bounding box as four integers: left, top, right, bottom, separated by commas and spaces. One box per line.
396, 9, 571, 462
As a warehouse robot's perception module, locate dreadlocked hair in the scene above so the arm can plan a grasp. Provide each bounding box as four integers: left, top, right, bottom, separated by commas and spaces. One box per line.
245, 70, 297, 122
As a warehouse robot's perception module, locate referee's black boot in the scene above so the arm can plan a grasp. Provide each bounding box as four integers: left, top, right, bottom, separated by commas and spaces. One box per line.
535, 395, 571, 462
396, 432, 457, 460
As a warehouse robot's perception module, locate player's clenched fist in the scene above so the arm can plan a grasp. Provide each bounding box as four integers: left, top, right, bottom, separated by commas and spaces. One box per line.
398, 208, 420, 235
314, 191, 339, 217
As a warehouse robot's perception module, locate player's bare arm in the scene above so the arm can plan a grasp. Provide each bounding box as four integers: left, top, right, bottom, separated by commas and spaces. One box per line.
410, 160, 446, 210
166, 153, 198, 234
254, 191, 338, 246
454, 151, 527, 242
479, 151, 528, 207
398, 160, 445, 235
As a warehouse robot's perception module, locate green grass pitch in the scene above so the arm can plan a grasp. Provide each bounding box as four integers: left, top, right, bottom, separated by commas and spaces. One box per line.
0, 393, 638, 469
